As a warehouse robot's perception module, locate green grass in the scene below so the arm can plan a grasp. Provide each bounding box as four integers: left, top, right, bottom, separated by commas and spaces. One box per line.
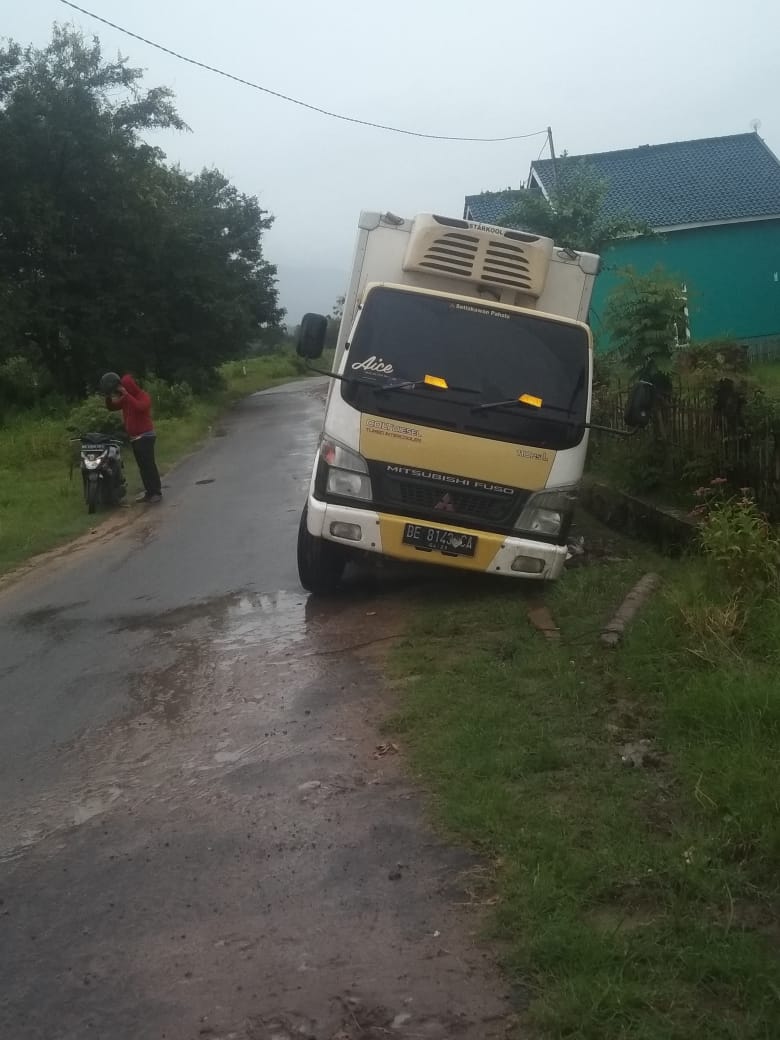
387, 518, 780, 1039
0, 352, 315, 574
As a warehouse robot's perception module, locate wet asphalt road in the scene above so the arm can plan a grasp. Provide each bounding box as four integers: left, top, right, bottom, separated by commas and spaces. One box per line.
0, 381, 509, 1040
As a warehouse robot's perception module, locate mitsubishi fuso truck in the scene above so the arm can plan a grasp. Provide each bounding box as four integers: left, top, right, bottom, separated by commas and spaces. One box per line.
294, 210, 650, 593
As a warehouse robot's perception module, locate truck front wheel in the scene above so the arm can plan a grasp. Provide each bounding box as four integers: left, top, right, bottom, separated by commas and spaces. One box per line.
297, 506, 346, 594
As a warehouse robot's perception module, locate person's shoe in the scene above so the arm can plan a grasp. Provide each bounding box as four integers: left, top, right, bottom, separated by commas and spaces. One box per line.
146, 493, 162, 504
135, 491, 150, 503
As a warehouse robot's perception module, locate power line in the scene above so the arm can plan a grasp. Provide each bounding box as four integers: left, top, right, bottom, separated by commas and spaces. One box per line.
58, 1, 548, 143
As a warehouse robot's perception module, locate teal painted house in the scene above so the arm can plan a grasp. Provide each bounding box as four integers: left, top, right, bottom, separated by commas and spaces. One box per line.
464, 133, 780, 349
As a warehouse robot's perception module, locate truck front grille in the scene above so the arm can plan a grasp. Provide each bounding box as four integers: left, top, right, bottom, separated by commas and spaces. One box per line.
371, 465, 528, 530
395, 482, 513, 523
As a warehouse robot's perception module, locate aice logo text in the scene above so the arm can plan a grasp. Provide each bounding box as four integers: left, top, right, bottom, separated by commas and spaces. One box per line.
351, 356, 394, 374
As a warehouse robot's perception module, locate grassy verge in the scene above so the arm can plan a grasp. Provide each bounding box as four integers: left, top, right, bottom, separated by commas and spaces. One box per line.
387, 516, 779, 1039
0, 353, 314, 575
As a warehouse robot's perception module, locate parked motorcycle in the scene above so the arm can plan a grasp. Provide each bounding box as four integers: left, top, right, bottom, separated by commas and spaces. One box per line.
72, 432, 127, 514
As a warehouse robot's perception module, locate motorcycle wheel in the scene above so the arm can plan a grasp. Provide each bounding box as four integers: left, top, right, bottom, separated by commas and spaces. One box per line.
101, 476, 117, 508
86, 478, 99, 514
107, 462, 125, 505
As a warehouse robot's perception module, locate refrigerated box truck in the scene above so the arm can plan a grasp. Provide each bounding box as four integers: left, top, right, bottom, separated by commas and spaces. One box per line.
294, 210, 649, 592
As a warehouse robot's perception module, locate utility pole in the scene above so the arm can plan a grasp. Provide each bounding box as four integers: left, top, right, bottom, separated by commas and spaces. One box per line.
547, 126, 559, 189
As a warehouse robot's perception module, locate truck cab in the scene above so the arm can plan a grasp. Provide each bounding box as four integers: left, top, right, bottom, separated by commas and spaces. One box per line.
296, 210, 600, 593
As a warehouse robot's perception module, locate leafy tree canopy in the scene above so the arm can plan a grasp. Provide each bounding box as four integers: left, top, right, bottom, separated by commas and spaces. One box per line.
0, 26, 284, 401
497, 160, 651, 255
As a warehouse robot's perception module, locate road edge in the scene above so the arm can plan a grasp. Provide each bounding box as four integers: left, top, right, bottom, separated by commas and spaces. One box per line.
0, 377, 327, 598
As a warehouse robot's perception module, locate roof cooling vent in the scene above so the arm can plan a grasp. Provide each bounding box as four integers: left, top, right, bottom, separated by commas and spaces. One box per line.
402, 214, 553, 297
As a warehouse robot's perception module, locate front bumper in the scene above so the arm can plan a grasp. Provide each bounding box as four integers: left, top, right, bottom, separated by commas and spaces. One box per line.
306, 497, 567, 580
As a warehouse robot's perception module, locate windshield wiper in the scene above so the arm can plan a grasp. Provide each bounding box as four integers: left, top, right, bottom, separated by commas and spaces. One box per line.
372, 378, 424, 393
471, 396, 572, 415
471, 392, 639, 438
374, 378, 481, 395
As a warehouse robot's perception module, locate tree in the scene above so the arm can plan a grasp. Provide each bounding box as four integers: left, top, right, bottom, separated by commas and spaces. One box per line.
498, 161, 650, 254
120, 164, 284, 388
0, 26, 283, 399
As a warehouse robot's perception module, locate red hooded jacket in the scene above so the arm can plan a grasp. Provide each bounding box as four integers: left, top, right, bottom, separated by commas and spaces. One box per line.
106, 375, 155, 439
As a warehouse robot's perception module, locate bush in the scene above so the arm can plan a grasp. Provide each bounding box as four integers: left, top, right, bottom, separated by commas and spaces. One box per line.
0, 355, 54, 410
677, 338, 749, 376
603, 266, 688, 379
143, 376, 194, 419
67, 395, 124, 437
66, 377, 195, 435
693, 480, 780, 585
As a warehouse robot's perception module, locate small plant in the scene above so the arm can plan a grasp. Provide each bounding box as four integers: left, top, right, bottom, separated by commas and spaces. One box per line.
692, 479, 780, 586
744, 386, 780, 436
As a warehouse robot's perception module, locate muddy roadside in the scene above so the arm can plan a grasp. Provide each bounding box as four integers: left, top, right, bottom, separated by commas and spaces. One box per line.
0, 582, 515, 1040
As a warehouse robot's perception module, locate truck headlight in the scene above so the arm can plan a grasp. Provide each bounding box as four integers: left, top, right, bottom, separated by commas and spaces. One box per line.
515, 487, 578, 539
320, 437, 373, 502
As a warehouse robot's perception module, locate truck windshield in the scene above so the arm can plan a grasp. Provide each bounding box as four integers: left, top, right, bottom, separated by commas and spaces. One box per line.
341, 287, 590, 450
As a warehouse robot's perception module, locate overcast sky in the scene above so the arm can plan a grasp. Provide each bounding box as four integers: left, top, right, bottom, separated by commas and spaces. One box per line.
6, 1, 780, 322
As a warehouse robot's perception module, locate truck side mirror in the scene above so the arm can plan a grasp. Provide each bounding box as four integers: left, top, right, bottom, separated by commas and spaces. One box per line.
296, 313, 327, 359
624, 380, 654, 429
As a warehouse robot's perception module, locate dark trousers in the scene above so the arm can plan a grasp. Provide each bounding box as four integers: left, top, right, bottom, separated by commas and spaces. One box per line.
132, 435, 162, 496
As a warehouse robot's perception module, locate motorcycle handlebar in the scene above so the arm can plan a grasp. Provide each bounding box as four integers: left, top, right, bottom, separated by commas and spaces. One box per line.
69, 431, 128, 445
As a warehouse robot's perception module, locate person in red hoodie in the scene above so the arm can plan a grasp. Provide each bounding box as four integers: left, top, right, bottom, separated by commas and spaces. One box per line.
101, 372, 162, 503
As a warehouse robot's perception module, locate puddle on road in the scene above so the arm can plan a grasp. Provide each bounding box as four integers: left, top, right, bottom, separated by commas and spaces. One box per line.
0, 569, 510, 1040
72, 786, 123, 825
0, 566, 466, 863
214, 590, 309, 654
109, 587, 320, 652
0, 584, 360, 860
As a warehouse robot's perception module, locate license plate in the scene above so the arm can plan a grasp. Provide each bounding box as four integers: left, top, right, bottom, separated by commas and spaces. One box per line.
402, 523, 477, 557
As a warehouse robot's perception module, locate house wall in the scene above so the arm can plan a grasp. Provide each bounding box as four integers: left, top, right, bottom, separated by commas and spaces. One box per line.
590, 218, 780, 348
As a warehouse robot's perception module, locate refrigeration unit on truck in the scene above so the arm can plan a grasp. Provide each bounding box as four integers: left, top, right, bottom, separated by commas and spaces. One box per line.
295, 210, 651, 593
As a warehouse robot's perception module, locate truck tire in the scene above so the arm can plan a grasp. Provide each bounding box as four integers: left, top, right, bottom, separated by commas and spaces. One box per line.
297, 506, 345, 594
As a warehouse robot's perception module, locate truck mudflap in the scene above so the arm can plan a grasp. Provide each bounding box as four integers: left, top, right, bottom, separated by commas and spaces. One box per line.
306, 498, 567, 580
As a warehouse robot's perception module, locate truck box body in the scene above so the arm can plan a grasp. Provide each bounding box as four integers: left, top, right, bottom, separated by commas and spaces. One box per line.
298, 211, 599, 590
334, 212, 598, 374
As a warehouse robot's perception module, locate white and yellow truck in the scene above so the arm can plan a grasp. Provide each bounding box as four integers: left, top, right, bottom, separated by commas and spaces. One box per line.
295, 210, 650, 593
